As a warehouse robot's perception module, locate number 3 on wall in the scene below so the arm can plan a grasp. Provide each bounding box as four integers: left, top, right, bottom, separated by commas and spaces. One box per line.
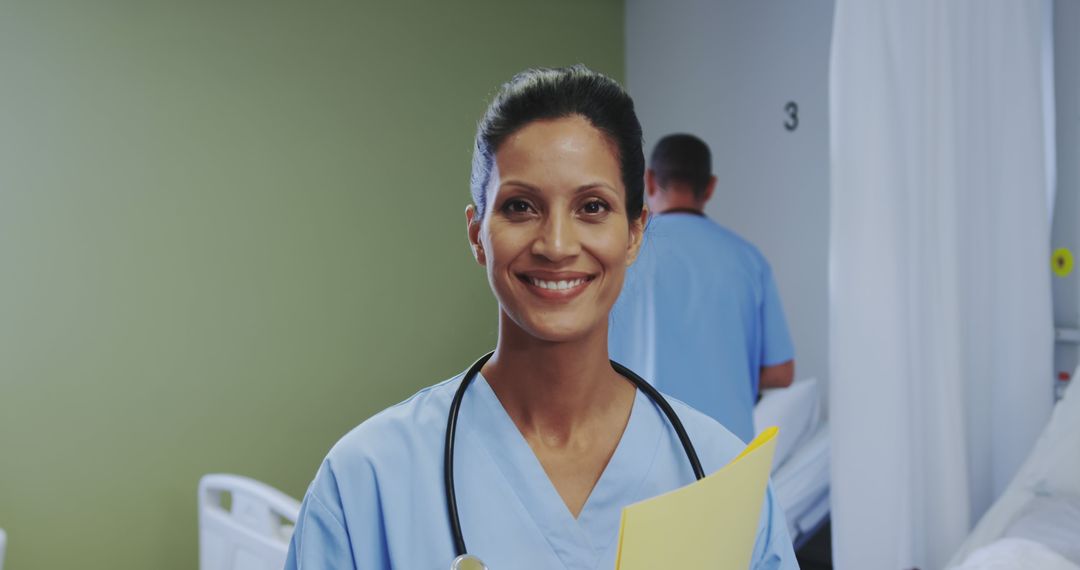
784, 101, 799, 131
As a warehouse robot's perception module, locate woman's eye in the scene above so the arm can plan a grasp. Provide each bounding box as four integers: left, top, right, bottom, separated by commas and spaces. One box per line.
582, 200, 610, 215
503, 199, 534, 215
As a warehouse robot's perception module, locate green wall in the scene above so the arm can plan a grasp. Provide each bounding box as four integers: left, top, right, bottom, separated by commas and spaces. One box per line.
0, 2, 623, 568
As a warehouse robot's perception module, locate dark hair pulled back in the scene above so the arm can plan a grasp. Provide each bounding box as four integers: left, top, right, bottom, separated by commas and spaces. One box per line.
469, 65, 645, 221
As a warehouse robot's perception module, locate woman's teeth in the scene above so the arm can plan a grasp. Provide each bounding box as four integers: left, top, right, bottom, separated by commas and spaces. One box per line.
529, 277, 587, 290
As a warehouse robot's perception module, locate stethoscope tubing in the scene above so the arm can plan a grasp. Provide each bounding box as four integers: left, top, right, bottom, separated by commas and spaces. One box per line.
443, 351, 705, 558
444, 352, 492, 557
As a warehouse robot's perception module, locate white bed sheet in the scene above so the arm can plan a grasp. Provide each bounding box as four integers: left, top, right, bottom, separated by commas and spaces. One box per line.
949, 374, 1080, 567
1005, 495, 1080, 566
754, 377, 822, 471
951, 538, 1079, 570
753, 377, 830, 544
773, 422, 830, 543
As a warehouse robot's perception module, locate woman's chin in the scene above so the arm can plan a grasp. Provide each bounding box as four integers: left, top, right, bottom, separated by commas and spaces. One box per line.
499, 303, 610, 345
518, 317, 603, 344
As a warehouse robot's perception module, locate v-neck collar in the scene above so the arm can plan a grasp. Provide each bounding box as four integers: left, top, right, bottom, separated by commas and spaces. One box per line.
463, 374, 662, 570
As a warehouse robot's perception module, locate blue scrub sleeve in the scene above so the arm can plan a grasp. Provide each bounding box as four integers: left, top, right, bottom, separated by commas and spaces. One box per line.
760, 264, 795, 366
285, 460, 363, 570
751, 482, 799, 570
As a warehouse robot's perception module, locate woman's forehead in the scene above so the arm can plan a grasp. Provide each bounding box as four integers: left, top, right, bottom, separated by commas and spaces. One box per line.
493, 116, 621, 189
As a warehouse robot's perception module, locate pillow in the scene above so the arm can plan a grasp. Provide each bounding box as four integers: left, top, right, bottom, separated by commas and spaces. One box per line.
753, 377, 821, 472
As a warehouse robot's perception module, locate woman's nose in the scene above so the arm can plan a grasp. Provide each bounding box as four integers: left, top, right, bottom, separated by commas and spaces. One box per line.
531, 212, 581, 261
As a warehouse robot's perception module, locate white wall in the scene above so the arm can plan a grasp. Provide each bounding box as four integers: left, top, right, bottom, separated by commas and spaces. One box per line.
626, 0, 835, 391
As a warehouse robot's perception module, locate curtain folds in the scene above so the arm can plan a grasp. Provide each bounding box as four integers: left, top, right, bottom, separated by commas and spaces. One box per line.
828, 1, 1055, 568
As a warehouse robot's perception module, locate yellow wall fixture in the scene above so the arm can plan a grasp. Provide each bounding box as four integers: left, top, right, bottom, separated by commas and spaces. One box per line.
1053, 248, 1074, 277
0, 2, 623, 569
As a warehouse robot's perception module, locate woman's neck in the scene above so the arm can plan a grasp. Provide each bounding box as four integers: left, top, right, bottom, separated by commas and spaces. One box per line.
481, 315, 635, 443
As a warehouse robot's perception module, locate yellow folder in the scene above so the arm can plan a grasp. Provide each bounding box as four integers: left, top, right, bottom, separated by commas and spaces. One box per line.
615, 427, 779, 570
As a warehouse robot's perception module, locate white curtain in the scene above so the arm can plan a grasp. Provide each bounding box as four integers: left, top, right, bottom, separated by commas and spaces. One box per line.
829, 2, 1055, 569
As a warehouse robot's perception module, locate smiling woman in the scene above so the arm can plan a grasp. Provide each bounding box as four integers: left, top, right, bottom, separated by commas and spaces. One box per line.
284, 66, 799, 570
467, 114, 642, 344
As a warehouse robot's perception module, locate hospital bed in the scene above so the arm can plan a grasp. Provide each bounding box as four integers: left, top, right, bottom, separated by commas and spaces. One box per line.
198, 474, 300, 570
947, 374, 1080, 570
754, 378, 831, 548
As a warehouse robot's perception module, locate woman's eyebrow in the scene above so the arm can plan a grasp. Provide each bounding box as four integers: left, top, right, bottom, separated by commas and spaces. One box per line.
576, 182, 618, 194
497, 180, 618, 194
498, 180, 541, 193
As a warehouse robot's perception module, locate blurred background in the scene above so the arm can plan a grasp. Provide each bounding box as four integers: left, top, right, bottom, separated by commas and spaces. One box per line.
2, 1, 1078, 569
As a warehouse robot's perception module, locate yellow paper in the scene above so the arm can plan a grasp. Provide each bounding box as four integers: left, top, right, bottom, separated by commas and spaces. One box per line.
615, 427, 779, 570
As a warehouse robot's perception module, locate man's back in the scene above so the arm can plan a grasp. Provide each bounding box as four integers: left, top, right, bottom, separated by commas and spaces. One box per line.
609, 213, 793, 442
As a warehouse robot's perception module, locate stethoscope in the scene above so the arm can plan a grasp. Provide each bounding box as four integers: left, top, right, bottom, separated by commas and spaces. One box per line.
444, 351, 705, 570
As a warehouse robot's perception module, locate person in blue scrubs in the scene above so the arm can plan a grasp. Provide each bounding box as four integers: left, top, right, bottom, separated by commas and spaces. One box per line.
286, 68, 797, 569
609, 134, 795, 443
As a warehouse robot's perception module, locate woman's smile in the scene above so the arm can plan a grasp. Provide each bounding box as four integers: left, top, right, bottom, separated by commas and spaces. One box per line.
517, 271, 596, 300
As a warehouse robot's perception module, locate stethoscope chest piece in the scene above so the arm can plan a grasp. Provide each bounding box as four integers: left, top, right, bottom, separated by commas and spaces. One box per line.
450, 554, 488, 570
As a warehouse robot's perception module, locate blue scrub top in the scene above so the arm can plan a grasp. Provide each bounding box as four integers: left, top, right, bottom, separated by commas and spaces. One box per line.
286, 369, 797, 569
609, 213, 795, 443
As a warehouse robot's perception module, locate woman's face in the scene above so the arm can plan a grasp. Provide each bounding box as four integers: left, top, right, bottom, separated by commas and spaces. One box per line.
467, 115, 647, 343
